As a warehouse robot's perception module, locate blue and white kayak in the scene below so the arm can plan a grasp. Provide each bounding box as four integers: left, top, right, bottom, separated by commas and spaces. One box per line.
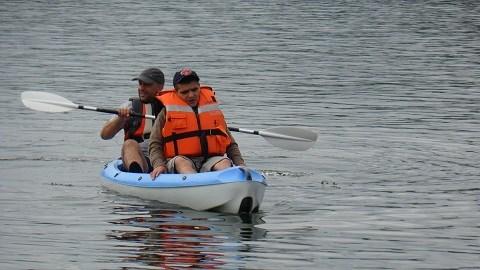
101, 159, 267, 214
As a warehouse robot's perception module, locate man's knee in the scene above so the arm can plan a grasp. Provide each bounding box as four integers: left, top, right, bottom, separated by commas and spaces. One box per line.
175, 156, 192, 167
212, 158, 232, 171
122, 139, 139, 151
173, 156, 196, 173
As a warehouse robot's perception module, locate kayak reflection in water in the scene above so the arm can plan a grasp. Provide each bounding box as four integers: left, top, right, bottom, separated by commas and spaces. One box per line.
149, 68, 246, 178
100, 68, 165, 173
107, 206, 266, 269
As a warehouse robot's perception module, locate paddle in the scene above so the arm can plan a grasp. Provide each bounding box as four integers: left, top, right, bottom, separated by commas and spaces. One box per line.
228, 126, 317, 151
21, 91, 152, 119
21, 91, 317, 151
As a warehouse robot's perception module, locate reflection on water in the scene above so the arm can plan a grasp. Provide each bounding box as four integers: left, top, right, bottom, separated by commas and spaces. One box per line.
106, 204, 266, 269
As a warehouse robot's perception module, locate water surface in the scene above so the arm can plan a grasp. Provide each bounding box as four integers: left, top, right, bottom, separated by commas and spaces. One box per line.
1, 1, 479, 269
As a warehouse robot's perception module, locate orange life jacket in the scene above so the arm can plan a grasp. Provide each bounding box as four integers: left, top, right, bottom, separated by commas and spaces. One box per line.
124, 98, 163, 142
157, 86, 232, 159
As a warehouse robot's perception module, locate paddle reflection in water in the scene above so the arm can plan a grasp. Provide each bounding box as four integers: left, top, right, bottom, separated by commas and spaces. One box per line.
106, 204, 267, 269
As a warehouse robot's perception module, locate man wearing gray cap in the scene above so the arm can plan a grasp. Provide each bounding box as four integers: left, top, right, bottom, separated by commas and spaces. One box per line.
100, 68, 165, 173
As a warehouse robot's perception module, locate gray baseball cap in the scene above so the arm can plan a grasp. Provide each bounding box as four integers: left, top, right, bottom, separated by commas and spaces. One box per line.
132, 68, 165, 85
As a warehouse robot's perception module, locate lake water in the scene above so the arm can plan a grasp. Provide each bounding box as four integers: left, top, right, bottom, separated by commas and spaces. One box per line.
1, 1, 479, 269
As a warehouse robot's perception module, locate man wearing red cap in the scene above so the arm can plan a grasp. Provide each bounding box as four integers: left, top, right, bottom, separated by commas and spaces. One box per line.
100, 68, 165, 173
149, 68, 245, 178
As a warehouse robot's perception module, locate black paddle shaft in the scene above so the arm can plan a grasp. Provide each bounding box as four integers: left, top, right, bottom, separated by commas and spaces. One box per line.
78, 105, 145, 118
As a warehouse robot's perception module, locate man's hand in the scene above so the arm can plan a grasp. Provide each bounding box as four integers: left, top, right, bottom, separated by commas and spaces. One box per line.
117, 107, 131, 119
150, 165, 167, 180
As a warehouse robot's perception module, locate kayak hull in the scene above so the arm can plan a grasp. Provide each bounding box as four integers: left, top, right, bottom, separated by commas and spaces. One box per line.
101, 160, 267, 214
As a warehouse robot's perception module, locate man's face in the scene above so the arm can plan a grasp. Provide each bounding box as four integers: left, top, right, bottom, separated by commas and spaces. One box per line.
138, 81, 163, 103
175, 81, 200, 107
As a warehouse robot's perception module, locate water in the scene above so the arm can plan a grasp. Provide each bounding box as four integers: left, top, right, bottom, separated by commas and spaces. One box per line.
1, 1, 479, 269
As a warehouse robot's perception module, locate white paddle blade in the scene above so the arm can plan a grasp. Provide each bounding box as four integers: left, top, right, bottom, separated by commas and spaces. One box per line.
21, 91, 78, 112
261, 127, 318, 151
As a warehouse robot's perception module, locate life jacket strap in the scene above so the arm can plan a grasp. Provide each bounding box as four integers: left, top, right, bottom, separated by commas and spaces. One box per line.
163, 129, 227, 143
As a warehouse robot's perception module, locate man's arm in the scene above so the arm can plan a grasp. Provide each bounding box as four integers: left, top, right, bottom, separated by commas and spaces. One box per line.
225, 129, 246, 166
100, 102, 130, 140
149, 108, 168, 177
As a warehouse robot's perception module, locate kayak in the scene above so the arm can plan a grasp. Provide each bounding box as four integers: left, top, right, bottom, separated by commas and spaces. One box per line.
101, 159, 267, 214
